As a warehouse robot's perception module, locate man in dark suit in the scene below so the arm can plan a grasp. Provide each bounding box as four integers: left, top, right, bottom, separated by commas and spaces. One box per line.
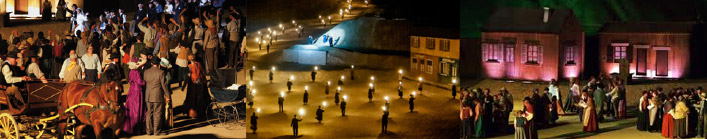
144, 57, 172, 136
102, 53, 122, 83
291, 115, 302, 136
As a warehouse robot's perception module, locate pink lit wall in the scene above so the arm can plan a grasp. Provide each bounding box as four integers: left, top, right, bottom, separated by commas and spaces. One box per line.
598, 33, 691, 79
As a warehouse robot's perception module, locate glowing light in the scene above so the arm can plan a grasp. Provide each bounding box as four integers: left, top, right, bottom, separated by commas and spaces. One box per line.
399, 81, 402, 85
351, 65, 355, 68
257, 108, 261, 113
319, 15, 322, 19
298, 25, 302, 29
369, 83, 373, 88
327, 81, 331, 85
258, 31, 261, 35
262, 40, 267, 44
252, 66, 256, 70
299, 108, 305, 116
452, 79, 457, 84
249, 81, 254, 86
268, 28, 272, 32
292, 20, 296, 24
398, 69, 403, 74
323, 102, 327, 107
418, 77, 423, 82
370, 76, 375, 81
337, 87, 342, 91
255, 38, 260, 43
384, 96, 389, 101
290, 75, 295, 80
610, 64, 619, 74
305, 86, 309, 90
280, 92, 285, 97
341, 75, 345, 80
271, 67, 276, 71
382, 106, 387, 111
314, 66, 318, 70
343, 95, 348, 100
251, 89, 256, 95
279, 24, 283, 28
412, 91, 417, 96
328, 16, 331, 20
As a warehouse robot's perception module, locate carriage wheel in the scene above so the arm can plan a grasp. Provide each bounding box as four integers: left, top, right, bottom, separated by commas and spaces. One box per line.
207, 102, 224, 127
0, 113, 19, 139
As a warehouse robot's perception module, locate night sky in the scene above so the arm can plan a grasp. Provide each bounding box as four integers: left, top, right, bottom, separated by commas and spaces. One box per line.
461, 0, 707, 38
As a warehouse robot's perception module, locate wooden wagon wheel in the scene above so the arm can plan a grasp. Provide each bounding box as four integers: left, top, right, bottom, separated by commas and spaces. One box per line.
0, 113, 19, 139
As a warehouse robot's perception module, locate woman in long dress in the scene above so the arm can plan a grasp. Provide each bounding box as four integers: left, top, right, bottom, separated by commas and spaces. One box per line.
184, 54, 209, 119
474, 100, 485, 138
637, 91, 649, 131
122, 58, 145, 135
564, 79, 579, 113
73, 9, 88, 36
674, 98, 689, 138
648, 98, 660, 132
662, 100, 674, 138
582, 93, 598, 132
522, 98, 538, 139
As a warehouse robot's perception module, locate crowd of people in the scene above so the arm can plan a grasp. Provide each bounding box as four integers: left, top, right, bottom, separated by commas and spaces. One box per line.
636, 86, 707, 138
1, 0, 244, 137
458, 75, 630, 139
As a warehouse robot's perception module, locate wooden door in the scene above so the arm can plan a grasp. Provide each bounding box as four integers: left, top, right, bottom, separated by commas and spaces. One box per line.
636, 48, 647, 75
655, 50, 669, 76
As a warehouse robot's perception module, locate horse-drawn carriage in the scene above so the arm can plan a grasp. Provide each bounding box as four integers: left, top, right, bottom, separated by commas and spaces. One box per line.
0, 80, 124, 139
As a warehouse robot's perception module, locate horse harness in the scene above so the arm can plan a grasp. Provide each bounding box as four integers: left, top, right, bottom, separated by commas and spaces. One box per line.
58, 81, 122, 126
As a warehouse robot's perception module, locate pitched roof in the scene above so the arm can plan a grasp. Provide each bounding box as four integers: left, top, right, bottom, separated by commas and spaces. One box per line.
599, 22, 695, 34
482, 7, 572, 34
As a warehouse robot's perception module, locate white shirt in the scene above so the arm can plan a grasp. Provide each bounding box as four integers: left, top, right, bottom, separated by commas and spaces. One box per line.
165, 4, 174, 14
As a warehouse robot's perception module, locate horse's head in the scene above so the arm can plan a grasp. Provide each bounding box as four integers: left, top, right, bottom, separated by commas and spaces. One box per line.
101, 81, 124, 114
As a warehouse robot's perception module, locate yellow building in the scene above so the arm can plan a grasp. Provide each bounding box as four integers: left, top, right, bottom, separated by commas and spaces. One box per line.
410, 35, 460, 84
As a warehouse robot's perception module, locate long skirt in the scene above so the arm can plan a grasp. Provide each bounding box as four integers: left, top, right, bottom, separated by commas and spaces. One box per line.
85, 69, 98, 82
475, 115, 486, 138
564, 93, 577, 112
122, 83, 145, 134
583, 108, 599, 132
662, 113, 674, 138
651, 109, 663, 132
515, 117, 527, 139
637, 110, 649, 131
674, 118, 687, 138
617, 100, 626, 119
526, 119, 538, 139
184, 80, 209, 118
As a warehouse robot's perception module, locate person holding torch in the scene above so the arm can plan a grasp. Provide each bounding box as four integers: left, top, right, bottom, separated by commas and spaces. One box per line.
341, 95, 348, 116
316, 103, 325, 123
311, 66, 318, 82
368, 83, 374, 102
303, 86, 309, 105
410, 92, 417, 112
335, 87, 341, 105
278, 92, 285, 112
291, 110, 303, 136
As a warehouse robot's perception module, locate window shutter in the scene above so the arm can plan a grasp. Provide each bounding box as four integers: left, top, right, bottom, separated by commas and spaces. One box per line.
627, 45, 633, 63
607, 45, 614, 62
482, 44, 488, 61
538, 45, 543, 64
521, 44, 527, 63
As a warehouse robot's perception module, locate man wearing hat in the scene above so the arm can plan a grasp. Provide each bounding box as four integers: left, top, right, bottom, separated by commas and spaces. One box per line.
26, 52, 48, 83
102, 52, 122, 83
144, 57, 172, 136
2, 51, 31, 106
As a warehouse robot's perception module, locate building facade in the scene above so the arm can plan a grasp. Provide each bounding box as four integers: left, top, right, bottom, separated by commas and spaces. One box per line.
598, 22, 694, 79
479, 7, 585, 81
410, 36, 460, 84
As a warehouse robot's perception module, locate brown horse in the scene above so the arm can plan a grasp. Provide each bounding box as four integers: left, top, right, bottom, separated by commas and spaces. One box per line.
56, 80, 125, 139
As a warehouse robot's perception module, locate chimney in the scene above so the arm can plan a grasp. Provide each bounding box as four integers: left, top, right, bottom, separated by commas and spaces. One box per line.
543, 7, 550, 23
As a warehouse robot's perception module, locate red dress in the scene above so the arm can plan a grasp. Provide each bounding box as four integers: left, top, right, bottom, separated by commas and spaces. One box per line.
662, 113, 674, 138
583, 98, 598, 132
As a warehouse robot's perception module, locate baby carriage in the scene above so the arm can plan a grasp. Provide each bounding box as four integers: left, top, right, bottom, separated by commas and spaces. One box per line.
207, 70, 246, 127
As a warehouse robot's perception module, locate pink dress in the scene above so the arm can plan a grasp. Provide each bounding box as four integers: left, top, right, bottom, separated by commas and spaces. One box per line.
122, 68, 146, 134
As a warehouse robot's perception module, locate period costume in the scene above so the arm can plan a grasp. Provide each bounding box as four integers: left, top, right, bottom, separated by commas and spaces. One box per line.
123, 58, 145, 135
582, 97, 598, 132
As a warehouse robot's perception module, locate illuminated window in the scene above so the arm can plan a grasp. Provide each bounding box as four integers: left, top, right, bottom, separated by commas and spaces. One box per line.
613, 46, 627, 63
504, 38, 515, 63
564, 41, 577, 65
522, 40, 541, 65
439, 39, 450, 51
426, 38, 435, 50
482, 39, 502, 62
411, 36, 420, 48
440, 61, 449, 76
412, 58, 418, 70
426, 59, 433, 73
